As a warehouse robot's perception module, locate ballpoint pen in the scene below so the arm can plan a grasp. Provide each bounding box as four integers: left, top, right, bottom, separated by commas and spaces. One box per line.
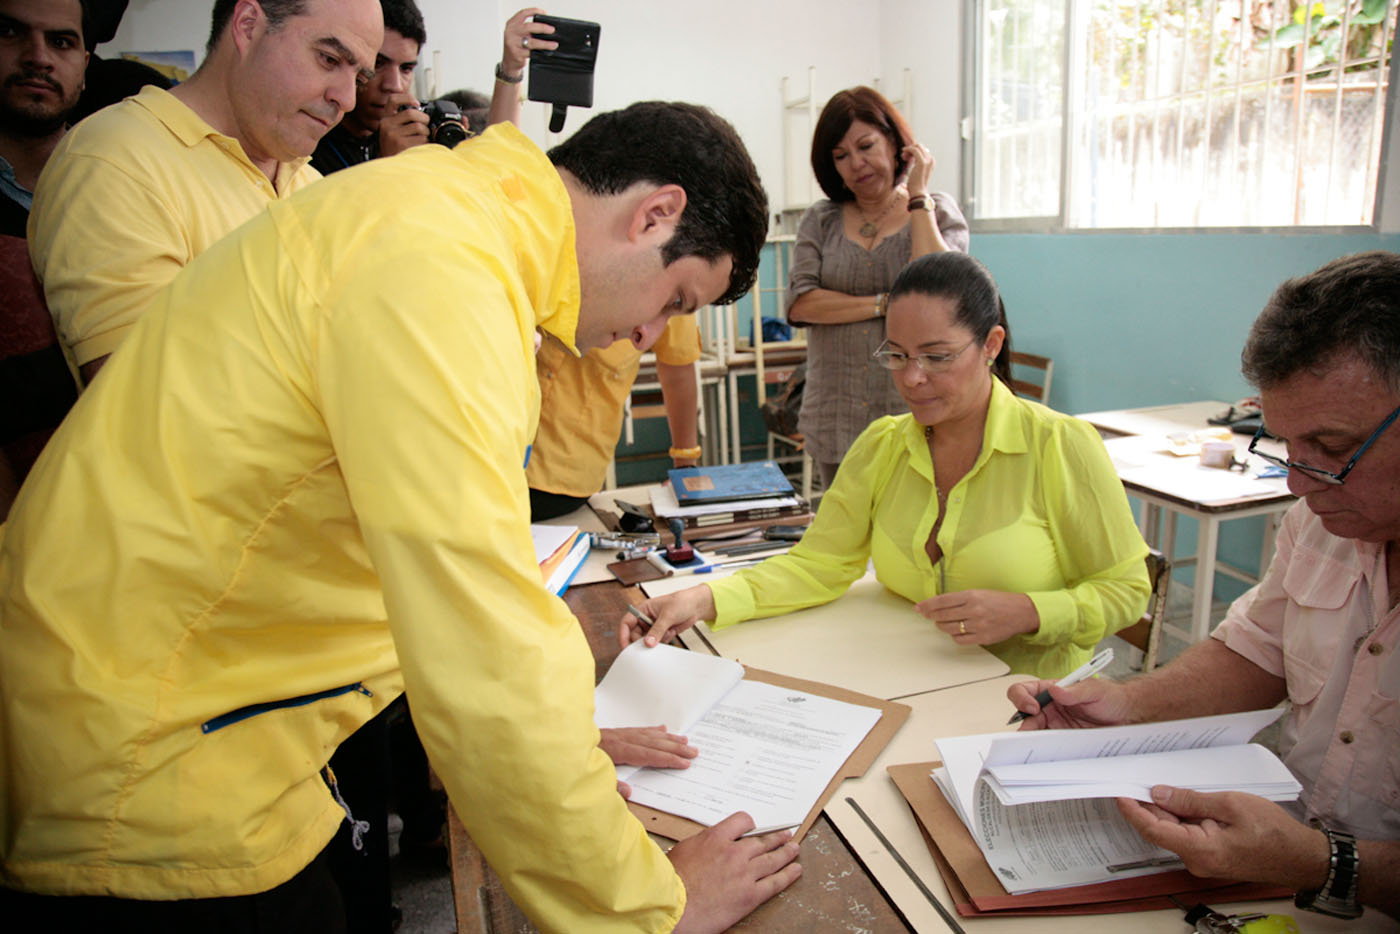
1007, 647, 1115, 724
693, 557, 768, 574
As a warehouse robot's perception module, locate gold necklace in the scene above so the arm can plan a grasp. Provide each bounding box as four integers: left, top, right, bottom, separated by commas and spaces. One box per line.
857, 192, 900, 239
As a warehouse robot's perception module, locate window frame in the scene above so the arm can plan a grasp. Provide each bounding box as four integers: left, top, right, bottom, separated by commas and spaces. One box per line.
960, 0, 1400, 234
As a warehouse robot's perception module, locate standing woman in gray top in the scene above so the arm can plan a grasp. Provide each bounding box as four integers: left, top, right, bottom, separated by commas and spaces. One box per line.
788, 86, 970, 489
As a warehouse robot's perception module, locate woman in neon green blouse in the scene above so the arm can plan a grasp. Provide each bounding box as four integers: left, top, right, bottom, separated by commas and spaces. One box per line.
624, 252, 1150, 679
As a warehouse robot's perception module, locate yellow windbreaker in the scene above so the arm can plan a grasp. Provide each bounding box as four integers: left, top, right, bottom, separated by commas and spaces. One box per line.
0, 124, 684, 931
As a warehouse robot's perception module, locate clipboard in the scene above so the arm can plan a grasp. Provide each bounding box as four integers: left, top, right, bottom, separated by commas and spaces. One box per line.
625, 667, 910, 844
886, 761, 1290, 915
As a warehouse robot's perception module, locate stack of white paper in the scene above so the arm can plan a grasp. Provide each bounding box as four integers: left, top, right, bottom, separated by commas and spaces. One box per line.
931, 709, 1298, 894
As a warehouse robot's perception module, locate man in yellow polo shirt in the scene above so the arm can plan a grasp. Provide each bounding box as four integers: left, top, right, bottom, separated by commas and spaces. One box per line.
28, 0, 383, 385
0, 103, 797, 932
529, 316, 701, 520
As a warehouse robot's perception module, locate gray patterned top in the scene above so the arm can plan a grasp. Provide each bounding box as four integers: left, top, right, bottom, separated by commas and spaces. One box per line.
787, 194, 969, 465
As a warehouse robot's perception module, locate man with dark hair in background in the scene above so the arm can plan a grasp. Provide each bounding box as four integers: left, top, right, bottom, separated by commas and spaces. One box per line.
28, 0, 382, 385
311, 5, 552, 174
1, 101, 794, 933
0, 0, 86, 509
0, 0, 87, 235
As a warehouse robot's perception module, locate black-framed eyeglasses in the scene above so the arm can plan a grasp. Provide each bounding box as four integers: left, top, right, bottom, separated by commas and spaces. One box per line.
1248, 404, 1400, 486
873, 339, 975, 374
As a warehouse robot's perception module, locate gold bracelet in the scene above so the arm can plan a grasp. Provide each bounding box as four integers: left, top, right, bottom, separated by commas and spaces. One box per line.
669, 446, 702, 460
876, 293, 888, 317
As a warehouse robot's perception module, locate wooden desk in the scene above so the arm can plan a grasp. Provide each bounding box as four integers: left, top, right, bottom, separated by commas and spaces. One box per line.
1077, 401, 1296, 642
446, 580, 912, 934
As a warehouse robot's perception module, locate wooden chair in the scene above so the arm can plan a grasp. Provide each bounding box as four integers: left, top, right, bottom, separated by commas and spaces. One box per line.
1115, 548, 1172, 672
1008, 350, 1054, 403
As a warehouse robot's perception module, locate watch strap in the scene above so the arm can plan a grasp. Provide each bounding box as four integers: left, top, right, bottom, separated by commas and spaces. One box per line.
495, 62, 524, 84
1295, 827, 1362, 919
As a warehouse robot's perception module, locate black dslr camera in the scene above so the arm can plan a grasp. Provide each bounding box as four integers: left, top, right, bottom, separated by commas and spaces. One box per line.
399, 99, 470, 148
420, 99, 470, 148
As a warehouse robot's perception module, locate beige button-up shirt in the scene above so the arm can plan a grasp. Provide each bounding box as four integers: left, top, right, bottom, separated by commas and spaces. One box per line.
1214, 502, 1400, 839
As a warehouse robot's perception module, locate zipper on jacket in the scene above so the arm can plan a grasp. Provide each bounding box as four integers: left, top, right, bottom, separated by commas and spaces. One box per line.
201, 683, 373, 734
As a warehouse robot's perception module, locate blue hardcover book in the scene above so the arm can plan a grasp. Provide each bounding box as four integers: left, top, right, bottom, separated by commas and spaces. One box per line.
667, 461, 795, 506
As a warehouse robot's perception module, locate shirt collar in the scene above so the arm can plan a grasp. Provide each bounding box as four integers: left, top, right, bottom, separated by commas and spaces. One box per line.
455, 122, 582, 354
0, 153, 32, 210
901, 375, 1029, 467
131, 85, 312, 186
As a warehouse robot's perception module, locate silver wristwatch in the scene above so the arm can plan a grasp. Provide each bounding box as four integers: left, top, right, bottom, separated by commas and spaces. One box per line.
1294, 827, 1362, 919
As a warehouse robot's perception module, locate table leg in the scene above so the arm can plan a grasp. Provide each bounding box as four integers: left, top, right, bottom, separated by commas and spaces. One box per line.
728, 370, 741, 466
1191, 516, 1221, 642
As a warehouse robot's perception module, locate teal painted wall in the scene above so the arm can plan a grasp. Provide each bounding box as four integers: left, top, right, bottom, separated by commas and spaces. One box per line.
972, 230, 1400, 599
970, 231, 1400, 416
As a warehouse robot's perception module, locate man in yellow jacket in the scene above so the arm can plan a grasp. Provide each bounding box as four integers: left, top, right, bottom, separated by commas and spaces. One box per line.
0, 103, 797, 932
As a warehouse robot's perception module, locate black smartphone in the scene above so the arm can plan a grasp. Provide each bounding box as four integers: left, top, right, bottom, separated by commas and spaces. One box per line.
528, 15, 600, 119
763, 525, 807, 542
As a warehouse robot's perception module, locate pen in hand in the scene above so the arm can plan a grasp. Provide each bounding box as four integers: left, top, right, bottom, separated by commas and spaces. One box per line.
1007, 647, 1114, 725
625, 603, 658, 646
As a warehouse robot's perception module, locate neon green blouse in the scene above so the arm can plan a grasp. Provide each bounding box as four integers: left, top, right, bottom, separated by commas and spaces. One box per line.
708, 379, 1149, 678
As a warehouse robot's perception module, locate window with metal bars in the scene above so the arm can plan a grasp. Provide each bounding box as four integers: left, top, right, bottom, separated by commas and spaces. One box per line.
964, 0, 1397, 227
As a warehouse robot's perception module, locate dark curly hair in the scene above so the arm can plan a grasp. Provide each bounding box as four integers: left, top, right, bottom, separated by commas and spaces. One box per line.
548, 102, 768, 307
1243, 251, 1400, 393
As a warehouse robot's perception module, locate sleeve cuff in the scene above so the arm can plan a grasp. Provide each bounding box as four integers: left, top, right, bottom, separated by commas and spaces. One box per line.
708, 578, 755, 630
1023, 590, 1076, 645
71, 325, 134, 367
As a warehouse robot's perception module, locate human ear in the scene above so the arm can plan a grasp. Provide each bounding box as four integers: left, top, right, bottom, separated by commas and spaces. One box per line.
983, 325, 1006, 361
229, 0, 266, 58
628, 184, 687, 245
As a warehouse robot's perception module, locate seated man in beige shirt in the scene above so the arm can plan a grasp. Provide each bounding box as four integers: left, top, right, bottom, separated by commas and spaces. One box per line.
1010, 251, 1400, 922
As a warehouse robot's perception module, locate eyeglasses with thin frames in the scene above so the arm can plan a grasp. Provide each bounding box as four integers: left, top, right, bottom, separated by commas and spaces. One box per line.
1248, 404, 1400, 486
873, 339, 976, 374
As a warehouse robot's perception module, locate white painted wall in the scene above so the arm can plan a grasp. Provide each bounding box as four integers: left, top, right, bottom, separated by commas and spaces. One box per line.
99, 0, 892, 220
91, 0, 1400, 226
877, 0, 963, 197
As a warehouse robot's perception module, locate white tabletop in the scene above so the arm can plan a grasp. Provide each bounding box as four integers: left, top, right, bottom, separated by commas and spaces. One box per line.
643, 572, 1010, 700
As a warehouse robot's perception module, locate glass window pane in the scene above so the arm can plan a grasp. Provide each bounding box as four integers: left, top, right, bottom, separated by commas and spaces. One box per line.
974, 0, 1066, 218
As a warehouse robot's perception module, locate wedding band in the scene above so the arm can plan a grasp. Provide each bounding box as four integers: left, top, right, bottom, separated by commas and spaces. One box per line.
958, 622, 967, 635
522, 36, 530, 48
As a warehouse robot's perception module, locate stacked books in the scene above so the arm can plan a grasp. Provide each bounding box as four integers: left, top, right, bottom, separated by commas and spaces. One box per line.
652, 462, 808, 530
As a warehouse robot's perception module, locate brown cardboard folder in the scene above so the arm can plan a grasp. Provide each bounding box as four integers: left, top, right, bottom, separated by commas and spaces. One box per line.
626, 667, 909, 844
886, 761, 1289, 916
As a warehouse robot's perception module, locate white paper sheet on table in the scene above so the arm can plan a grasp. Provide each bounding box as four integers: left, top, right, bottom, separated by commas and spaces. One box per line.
1102, 435, 1283, 503
594, 641, 881, 832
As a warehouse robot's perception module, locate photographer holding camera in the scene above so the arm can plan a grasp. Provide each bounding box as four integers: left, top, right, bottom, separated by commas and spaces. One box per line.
312, 4, 554, 173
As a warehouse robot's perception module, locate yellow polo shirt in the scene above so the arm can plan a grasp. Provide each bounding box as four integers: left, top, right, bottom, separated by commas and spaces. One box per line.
529, 315, 700, 496
708, 378, 1150, 678
1, 124, 684, 931
28, 85, 320, 369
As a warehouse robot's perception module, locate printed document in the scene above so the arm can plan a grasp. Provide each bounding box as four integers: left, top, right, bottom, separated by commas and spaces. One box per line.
932, 709, 1298, 893
595, 641, 881, 832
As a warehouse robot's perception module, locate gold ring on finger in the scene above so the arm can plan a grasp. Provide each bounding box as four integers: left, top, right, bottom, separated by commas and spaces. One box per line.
958, 621, 967, 635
